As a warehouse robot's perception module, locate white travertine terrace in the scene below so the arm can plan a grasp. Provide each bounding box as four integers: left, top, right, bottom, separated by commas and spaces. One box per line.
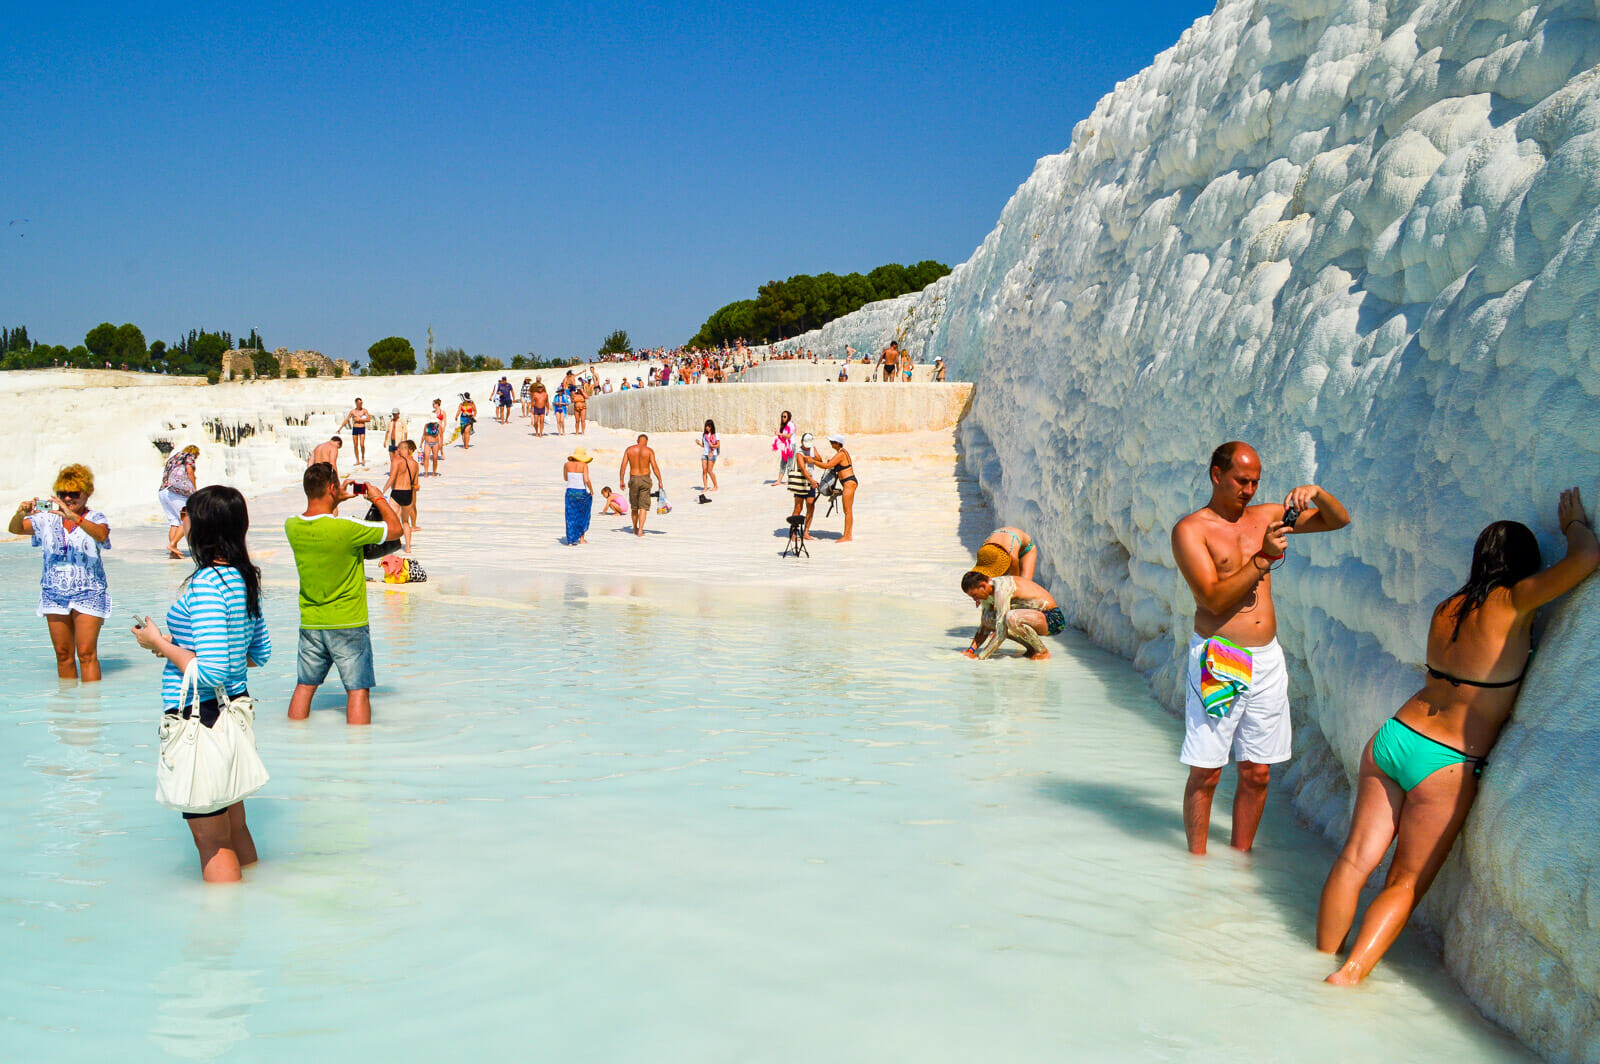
770, 0, 1600, 1055
589, 380, 973, 434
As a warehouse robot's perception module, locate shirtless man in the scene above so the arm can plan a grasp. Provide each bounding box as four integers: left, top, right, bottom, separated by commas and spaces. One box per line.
619, 434, 664, 538
381, 439, 421, 552
338, 399, 373, 466
880, 342, 898, 382
1171, 441, 1351, 855
975, 526, 1038, 581
960, 572, 1063, 660
307, 436, 342, 471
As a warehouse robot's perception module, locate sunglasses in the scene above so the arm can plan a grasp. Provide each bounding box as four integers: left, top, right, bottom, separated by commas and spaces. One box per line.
58, 491, 83, 500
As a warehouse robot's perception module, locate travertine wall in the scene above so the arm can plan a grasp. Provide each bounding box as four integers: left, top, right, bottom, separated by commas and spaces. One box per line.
788, 0, 1600, 1056
587, 382, 973, 436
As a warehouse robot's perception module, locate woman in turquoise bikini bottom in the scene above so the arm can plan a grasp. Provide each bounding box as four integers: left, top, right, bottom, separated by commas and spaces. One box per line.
1316, 493, 1599, 987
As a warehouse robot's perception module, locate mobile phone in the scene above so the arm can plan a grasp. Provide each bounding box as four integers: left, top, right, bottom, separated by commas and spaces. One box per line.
129, 611, 147, 630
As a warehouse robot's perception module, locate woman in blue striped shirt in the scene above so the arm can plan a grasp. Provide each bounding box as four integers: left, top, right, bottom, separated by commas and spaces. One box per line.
134, 485, 271, 883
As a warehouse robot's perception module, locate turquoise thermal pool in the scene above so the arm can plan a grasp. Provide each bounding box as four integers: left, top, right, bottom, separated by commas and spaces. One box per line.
2, 548, 1532, 1061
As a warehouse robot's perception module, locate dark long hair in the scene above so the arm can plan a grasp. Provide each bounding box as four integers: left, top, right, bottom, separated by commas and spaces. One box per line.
778, 410, 791, 431
1441, 521, 1541, 640
183, 485, 262, 618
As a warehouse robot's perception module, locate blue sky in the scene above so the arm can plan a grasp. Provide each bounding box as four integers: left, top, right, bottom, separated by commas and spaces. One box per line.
2, 0, 1207, 361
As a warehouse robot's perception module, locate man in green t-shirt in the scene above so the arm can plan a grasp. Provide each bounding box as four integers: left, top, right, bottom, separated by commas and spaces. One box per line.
285, 462, 401, 725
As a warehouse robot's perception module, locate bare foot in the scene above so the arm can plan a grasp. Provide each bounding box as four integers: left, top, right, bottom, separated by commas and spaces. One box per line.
1025, 650, 1052, 661
1325, 963, 1363, 986
803, 534, 816, 541
837, 536, 853, 542
167, 550, 183, 559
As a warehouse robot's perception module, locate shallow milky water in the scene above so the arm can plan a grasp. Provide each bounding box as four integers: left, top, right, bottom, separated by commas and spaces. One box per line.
2, 548, 1532, 1062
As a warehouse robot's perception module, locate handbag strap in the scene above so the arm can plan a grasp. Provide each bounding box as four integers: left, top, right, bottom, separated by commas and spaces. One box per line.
177, 659, 204, 718
176, 659, 233, 716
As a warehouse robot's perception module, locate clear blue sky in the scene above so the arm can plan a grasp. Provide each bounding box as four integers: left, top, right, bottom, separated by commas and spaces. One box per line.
2, 0, 1206, 362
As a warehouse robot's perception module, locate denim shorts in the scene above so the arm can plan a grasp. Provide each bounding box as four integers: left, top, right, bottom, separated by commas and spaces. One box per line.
297, 626, 376, 691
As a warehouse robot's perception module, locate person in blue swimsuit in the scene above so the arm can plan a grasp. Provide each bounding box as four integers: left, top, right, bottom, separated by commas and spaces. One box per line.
1317, 487, 1597, 985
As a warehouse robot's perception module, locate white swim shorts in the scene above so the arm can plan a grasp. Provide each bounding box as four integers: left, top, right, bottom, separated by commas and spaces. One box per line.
158, 488, 189, 527
1179, 634, 1291, 768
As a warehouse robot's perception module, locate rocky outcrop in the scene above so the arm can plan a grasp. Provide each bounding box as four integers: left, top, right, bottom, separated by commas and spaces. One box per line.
221, 348, 353, 380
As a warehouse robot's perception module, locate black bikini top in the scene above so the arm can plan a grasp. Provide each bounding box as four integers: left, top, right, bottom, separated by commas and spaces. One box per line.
1424, 663, 1527, 689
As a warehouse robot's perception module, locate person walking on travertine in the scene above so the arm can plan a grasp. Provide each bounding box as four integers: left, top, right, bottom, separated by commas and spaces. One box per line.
1170, 441, 1350, 855
619, 434, 663, 538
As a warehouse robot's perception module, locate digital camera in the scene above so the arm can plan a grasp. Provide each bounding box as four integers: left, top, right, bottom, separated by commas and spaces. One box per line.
33, 498, 60, 513
1281, 505, 1301, 529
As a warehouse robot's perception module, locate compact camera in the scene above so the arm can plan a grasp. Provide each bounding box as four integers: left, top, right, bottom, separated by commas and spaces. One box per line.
1281, 505, 1301, 529
32, 498, 60, 513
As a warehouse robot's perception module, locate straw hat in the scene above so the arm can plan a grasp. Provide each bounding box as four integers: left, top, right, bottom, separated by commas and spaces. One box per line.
971, 543, 1012, 579
570, 447, 595, 463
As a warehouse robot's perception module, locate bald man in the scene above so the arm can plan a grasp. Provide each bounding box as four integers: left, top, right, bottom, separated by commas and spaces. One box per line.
1171, 441, 1350, 856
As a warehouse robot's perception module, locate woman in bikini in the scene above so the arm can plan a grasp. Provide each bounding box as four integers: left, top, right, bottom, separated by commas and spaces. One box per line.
1316, 487, 1597, 985
810, 435, 857, 542
382, 441, 421, 553
979, 527, 1038, 580
571, 384, 588, 435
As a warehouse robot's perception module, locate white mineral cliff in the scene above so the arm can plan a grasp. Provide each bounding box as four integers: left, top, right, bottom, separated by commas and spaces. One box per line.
776, 0, 1600, 1057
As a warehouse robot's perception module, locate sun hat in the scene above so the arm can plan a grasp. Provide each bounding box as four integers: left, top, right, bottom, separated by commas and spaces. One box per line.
800, 432, 815, 448
827, 434, 845, 446
391, 408, 400, 415
570, 447, 595, 463
972, 543, 1012, 579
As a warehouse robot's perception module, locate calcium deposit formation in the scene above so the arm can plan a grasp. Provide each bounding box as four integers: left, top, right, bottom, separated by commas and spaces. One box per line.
781, 0, 1600, 1057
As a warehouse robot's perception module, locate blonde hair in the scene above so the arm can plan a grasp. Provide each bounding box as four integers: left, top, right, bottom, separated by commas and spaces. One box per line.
181, 444, 200, 456
53, 464, 94, 498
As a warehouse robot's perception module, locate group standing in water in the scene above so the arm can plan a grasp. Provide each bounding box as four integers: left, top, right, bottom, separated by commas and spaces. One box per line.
962, 440, 1595, 985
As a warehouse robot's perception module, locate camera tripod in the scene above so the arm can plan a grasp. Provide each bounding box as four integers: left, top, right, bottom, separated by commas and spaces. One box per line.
782, 515, 809, 558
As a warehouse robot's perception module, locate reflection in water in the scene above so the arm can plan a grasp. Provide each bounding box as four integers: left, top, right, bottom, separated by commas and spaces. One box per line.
0, 552, 1536, 1062
148, 897, 262, 1061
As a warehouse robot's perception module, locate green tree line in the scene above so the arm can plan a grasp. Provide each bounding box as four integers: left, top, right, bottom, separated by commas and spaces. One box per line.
1, 322, 243, 377
689, 260, 951, 347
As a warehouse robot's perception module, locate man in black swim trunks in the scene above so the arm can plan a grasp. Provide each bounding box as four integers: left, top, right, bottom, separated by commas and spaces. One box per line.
960, 571, 1063, 661
338, 398, 372, 467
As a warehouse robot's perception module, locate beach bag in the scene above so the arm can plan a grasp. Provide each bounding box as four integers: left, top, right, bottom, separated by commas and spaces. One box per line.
362, 504, 403, 560
155, 661, 270, 815
656, 490, 673, 515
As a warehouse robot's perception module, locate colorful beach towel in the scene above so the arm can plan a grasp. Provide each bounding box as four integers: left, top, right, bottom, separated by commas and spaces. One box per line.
1200, 637, 1254, 718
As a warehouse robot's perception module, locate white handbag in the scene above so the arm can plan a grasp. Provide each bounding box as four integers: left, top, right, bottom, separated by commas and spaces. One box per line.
155, 660, 270, 815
